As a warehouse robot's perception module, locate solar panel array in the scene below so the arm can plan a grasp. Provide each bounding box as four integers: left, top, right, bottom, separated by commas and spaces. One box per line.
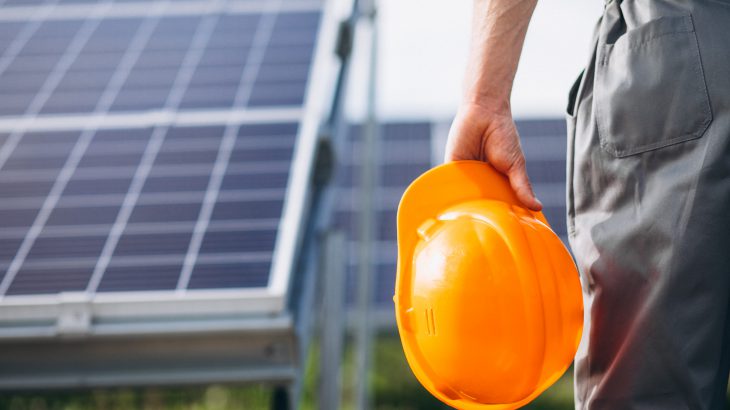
335, 119, 568, 307
0, 0, 323, 299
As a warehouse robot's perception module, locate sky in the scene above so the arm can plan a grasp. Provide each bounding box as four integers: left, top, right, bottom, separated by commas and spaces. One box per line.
346, 0, 605, 121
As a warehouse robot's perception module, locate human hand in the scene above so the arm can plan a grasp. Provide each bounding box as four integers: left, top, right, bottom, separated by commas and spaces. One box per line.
444, 102, 542, 211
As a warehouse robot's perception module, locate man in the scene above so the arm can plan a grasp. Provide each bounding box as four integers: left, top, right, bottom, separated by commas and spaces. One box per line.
444, 0, 730, 408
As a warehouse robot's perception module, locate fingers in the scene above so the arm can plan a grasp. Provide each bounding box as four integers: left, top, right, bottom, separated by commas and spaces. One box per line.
443, 105, 543, 211
505, 156, 543, 211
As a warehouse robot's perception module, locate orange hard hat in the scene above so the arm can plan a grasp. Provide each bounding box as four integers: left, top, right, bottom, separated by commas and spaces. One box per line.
394, 160, 583, 409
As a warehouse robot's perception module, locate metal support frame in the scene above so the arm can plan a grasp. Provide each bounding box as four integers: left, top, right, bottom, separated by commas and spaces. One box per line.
318, 230, 346, 410
354, 0, 379, 408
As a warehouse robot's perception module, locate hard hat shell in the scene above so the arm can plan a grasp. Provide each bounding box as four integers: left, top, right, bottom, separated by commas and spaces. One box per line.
394, 161, 583, 410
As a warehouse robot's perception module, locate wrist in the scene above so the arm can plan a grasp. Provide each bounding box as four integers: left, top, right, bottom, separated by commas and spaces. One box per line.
459, 96, 512, 118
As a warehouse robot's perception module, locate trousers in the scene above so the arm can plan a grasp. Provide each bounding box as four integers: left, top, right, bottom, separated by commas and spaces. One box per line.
566, 0, 730, 408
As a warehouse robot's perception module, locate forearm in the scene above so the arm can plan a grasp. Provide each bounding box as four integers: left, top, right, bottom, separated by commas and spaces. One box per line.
463, 0, 537, 111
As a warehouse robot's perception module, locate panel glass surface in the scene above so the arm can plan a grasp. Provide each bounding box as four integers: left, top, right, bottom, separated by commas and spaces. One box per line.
0, 0, 322, 297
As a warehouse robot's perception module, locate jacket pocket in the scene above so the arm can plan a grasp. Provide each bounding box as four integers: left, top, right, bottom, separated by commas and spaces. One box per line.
594, 14, 712, 158
565, 70, 583, 237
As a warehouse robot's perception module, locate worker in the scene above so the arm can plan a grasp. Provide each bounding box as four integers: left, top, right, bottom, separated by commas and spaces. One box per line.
444, 0, 730, 408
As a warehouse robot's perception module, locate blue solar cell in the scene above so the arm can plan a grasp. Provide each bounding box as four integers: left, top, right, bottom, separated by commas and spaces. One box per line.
92, 18, 142, 37
63, 177, 133, 196
128, 203, 203, 223
166, 126, 225, 140
0, 209, 41, 228
77, 151, 144, 168
6, 54, 62, 73
142, 175, 211, 193
380, 122, 432, 141
145, 35, 197, 51
179, 85, 237, 109
525, 159, 566, 183
199, 229, 277, 254
32, 20, 81, 39
516, 119, 567, 137
112, 231, 193, 256
19, 131, 80, 145
153, 149, 219, 166
92, 128, 152, 142
0, 238, 24, 263
0, 94, 35, 115
0, 72, 50, 93
0, 180, 54, 198
2, 156, 66, 170
207, 33, 255, 49
40, 90, 102, 114
154, 16, 201, 35
210, 200, 283, 221
97, 263, 182, 292
110, 87, 171, 111
188, 65, 243, 87
260, 44, 315, 65
28, 234, 108, 259
380, 163, 430, 187
22, 36, 74, 55
132, 49, 188, 68
6, 265, 93, 296
247, 82, 307, 107
0, 22, 24, 39
275, 11, 321, 28
216, 15, 260, 32
74, 51, 127, 71
11, 141, 75, 158
123, 68, 178, 88
220, 171, 289, 191
255, 63, 310, 83
4, 0, 46, 5
237, 122, 298, 136
46, 205, 122, 226
56, 70, 115, 91
229, 146, 293, 162
82, 35, 137, 54
377, 210, 397, 241
198, 47, 249, 66
187, 261, 270, 289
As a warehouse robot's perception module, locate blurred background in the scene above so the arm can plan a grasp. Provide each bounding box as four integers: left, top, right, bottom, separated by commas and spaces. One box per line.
0, 0, 725, 409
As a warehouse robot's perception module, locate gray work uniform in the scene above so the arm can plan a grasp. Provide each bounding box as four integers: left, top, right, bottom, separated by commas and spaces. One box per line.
566, 0, 730, 408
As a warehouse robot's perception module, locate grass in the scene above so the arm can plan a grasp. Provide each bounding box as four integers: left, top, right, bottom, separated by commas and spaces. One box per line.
0, 332, 727, 409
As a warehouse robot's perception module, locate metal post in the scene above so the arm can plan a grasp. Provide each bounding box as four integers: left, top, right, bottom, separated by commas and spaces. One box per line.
354, 0, 378, 408
318, 230, 346, 410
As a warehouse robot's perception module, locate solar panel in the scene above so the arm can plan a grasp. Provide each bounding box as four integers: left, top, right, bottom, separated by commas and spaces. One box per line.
0, 0, 338, 391
336, 120, 569, 317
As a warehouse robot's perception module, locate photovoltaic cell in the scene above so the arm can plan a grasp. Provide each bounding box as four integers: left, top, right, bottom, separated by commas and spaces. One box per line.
188, 261, 270, 289
27, 234, 108, 260
6, 265, 94, 296
98, 263, 183, 292
0, 0, 322, 297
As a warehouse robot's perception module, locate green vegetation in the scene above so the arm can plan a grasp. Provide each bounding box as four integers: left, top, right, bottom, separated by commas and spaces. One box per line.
1, 333, 727, 409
